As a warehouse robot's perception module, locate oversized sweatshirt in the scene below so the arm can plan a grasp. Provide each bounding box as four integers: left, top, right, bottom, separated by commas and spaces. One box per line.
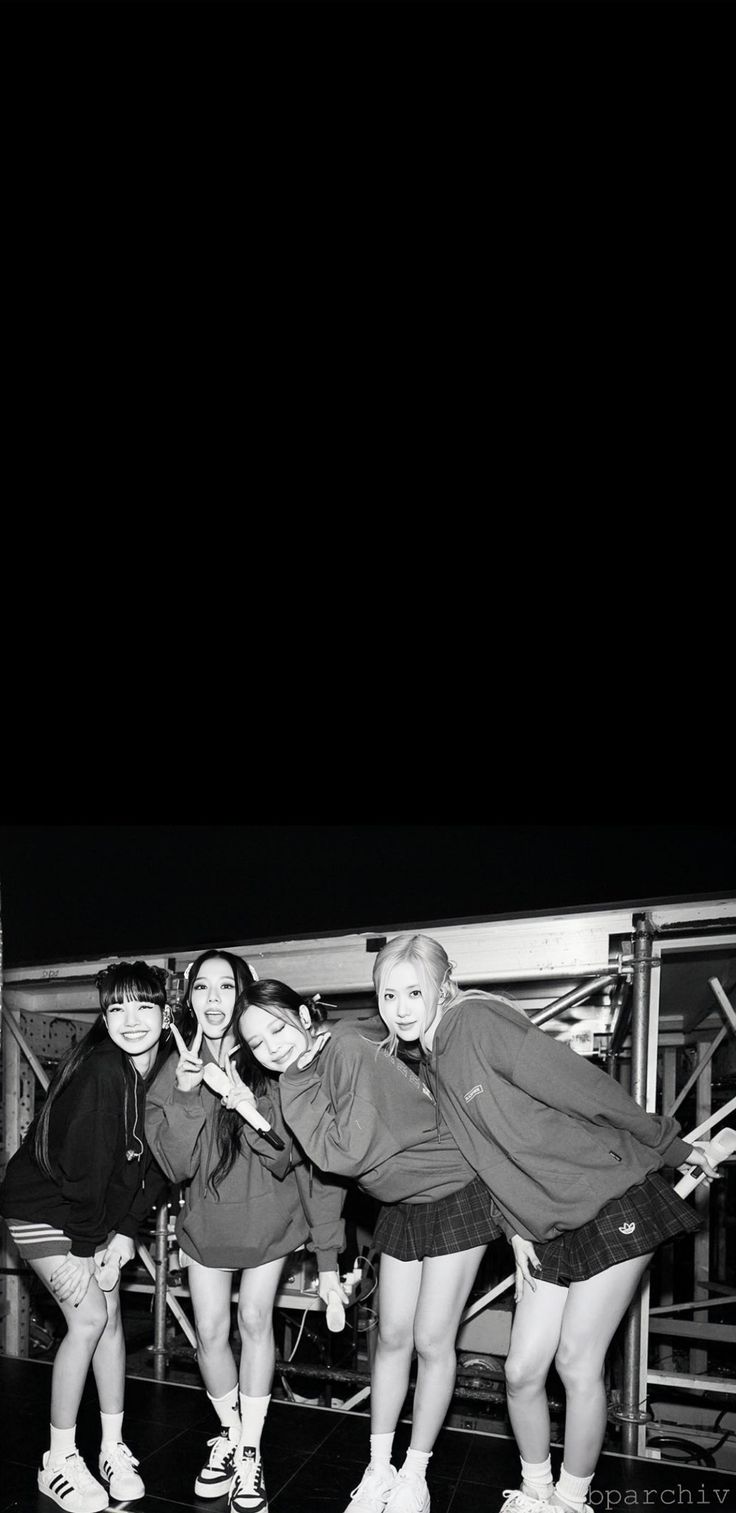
0, 1038, 167, 1257
145, 1045, 345, 1272
424, 993, 694, 1242
279, 1017, 478, 1202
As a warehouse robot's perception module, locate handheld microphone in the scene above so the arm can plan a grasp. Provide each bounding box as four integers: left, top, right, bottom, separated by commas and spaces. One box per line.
675, 1127, 736, 1198
202, 1063, 286, 1152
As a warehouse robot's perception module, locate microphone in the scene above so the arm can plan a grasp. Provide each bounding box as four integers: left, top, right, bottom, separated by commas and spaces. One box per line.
202, 1064, 286, 1152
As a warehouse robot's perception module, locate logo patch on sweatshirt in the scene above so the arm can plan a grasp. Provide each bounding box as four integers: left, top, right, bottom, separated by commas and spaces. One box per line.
618, 1222, 636, 1236
464, 1085, 483, 1103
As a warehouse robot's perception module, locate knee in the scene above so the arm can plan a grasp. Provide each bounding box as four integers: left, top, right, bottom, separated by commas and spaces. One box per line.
377, 1319, 414, 1357
413, 1325, 452, 1366
554, 1341, 603, 1394
195, 1310, 231, 1356
504, 1346, 549, 1395
73, 1294, 108, 1344
237, 1303, 273, 1347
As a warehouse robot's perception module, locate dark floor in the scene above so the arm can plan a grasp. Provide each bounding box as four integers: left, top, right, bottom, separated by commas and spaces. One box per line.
2, 1356, 735, 1513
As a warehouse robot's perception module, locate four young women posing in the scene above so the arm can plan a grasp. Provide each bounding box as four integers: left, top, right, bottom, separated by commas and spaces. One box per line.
2, 937, 716, 1513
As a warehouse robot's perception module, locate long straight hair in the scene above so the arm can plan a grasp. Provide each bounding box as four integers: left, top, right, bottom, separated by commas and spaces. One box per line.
33, 961, 171, 1179
177, 948, 259, 1196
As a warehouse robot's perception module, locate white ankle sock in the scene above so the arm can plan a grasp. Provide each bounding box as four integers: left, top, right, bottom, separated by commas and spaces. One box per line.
521, 1455, 554, 1498
100, 1410, 124, 1449
556, 1466, 593, 1510
403, 1448, 431, 1481
207, 1386, 241, 1435
370, 1432, 395, 1471
238, 1393, 271, 1456
49, 1424, 77, 1463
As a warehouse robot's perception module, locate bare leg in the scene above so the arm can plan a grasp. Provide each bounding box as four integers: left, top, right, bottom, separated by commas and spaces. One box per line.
236, 1257, 285, 1397
90, 1275, 126, 1414
188, 1261, 239, 1398
371, 1256, 423, 1434
504, 1278, 569, 1464
410, 1246, 488, 1452
552, 1253, 653, 1485
28, 1256, 108, 1430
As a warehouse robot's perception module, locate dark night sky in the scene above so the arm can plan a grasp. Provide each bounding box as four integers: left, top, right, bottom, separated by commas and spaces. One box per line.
1, 823, 734, 967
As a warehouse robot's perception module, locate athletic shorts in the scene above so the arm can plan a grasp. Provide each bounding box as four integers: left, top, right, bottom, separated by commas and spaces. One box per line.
4, 1220, 116, 1264
532, 1172, 702, 1287
372, 1176, 504, 1261
4, 1219, 72, 1261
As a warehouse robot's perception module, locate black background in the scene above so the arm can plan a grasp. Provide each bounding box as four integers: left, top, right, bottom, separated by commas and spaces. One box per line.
1, 822, 734, 967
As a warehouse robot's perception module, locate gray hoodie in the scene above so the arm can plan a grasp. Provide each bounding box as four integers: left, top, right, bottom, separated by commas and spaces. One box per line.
425, 993, 693, 1241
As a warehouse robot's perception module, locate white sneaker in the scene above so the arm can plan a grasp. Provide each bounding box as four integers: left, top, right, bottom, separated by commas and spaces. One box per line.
229, 1447, 267, 1513
344, 1464, 398, 1513
195, 1430, 238, 1497
385, 1468, 430, 1513
38, 1450, 109, 1513
98, 1442, 144, 1501
500, 1492, 555, 1513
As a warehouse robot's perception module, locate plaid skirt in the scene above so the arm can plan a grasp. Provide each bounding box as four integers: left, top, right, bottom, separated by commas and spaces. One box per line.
373, 1176, 504, 1261
533, 1171, 702, 1287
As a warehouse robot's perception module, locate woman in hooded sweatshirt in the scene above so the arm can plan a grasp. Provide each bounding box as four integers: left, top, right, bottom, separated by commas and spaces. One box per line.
226, 977, 507, 1513
145, 949, 346, 1513
367, 934, 719, 1513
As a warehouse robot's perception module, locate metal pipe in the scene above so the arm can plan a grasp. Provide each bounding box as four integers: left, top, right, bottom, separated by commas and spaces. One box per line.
530, 973, 621, 1027
150, 1203, 172, 1380
667, 1026, 728, 1116
619, 916, 653, 1454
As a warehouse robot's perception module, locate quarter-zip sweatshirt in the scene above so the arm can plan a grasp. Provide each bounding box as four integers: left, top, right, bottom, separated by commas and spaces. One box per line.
424, 993, 694, 1241
145, 1044, 345, 1272
279, 1017, 478, 1202
0, 1038, 166, 1256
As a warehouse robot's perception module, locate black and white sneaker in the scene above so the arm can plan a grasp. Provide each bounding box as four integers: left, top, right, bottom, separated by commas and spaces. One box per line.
38, 1450, 109, 1513
195, 1429, 237, 1498
98, 1442, 144, 1501
228, 1448, 267, 1513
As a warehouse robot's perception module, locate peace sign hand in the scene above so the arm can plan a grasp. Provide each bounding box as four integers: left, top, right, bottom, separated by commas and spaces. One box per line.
222, 1050, 258, 1112
172, 1022, 205, 1092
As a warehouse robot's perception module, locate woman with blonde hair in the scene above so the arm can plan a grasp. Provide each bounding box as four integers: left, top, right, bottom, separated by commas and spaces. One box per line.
369, 932, 717, 1513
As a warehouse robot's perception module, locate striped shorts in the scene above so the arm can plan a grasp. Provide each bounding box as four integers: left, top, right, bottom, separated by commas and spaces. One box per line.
373, 1176, 504, 1262
4, 1219, 72, 1261
532, 1172, 702, 1287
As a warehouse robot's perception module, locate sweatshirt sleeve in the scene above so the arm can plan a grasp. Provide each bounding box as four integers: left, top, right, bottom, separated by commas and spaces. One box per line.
55, 1110, 120, 1256
512, 1021, 690, 1164
144, 1060, 208, 1185
239, 1090, 295, 1180
279, 1038, 411, 1178
293, 1160, 347, 1274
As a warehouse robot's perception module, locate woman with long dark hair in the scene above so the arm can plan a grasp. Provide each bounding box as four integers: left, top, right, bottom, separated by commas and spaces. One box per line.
145, 949, 346, 1513
0, 960, 172, 1513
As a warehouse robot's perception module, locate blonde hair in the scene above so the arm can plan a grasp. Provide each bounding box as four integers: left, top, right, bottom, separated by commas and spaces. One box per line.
372, 931, 525, 1053
372, 933, 457, 1054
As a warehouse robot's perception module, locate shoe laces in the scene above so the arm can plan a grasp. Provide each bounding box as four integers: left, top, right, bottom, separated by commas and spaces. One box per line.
502, 1493, 554, 1513
106, 1443, 140, 1470
351, 1463, 394, 1497
233, 1449, 261, 1494
62, 1453, 100, 1490
390, 1469, 427, 1509
207, 1432, 235, 1465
